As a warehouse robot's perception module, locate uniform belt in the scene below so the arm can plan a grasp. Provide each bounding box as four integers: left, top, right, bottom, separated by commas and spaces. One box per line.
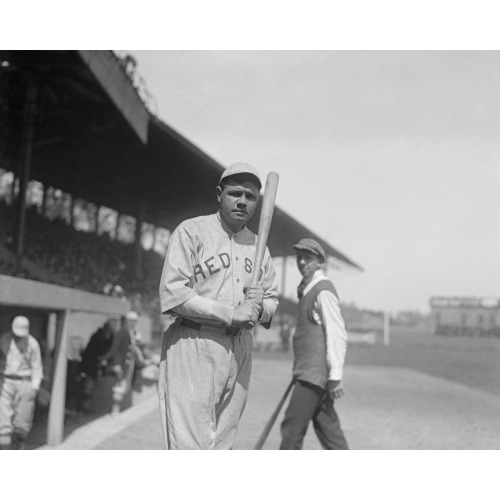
179, 317, 243, 337
1, 374, 31, 381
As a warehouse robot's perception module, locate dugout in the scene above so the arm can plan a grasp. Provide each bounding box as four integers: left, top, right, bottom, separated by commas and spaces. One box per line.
0, 274, 130, 446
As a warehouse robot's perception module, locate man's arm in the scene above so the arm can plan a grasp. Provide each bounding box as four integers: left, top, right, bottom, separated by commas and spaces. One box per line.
159, 223, 198, 312
316, 289, 347, 398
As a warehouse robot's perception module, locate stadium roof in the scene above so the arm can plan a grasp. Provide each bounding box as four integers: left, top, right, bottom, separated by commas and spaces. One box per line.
0, 50, 362, 271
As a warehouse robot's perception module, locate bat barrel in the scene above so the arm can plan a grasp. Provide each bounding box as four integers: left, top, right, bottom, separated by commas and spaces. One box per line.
251, 172, 280, 286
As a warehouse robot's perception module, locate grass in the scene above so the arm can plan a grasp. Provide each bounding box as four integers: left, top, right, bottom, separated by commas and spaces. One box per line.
255, 328, 500, 399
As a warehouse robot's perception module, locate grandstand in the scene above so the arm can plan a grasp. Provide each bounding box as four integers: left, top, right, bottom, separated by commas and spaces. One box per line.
430, 296, 500, 338
0, 50, 362, 446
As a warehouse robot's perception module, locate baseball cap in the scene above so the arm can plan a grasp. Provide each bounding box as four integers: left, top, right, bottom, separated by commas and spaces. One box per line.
292, 238, 326, 261
12, 316, 30, 338
126, 311, 139, 321
219, 162, 262, 190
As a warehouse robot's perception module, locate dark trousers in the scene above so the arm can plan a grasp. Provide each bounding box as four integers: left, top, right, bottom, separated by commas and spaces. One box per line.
280, 380, 348, 450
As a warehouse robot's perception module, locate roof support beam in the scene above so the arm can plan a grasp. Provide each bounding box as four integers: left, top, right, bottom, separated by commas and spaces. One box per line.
134, 194, 146, 280
78, 51, 149, 145
15, 81, 38, 258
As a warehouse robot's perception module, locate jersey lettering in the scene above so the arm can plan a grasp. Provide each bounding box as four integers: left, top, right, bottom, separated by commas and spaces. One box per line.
219, 252, 230, 269
204, 256, 220, 276
244, 258, 252, 274
194, 252, 231, 282
193, 264, 207, 283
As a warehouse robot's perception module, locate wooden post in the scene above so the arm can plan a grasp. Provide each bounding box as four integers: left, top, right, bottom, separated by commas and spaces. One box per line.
95, 205, 101, 234
116, 213, 122, 240
41, 182, 47, 216
383, 311, 390, 346
153, 226, 158, 251
44, 313, 57, 382
69, 195, 74, 227
15, 82, 38, 257
47, 309, 70, 446
134, 197, 146, 280
10, 174, 17, 204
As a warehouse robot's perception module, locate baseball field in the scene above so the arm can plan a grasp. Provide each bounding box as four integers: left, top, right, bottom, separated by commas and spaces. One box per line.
82, 327, 500, 450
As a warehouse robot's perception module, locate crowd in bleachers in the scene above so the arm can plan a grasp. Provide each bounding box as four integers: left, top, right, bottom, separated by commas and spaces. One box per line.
0, 200, 164, 312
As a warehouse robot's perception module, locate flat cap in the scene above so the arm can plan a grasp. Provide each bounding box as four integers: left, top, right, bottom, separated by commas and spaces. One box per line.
292, 238, 326, 261
219, 162, 262, 190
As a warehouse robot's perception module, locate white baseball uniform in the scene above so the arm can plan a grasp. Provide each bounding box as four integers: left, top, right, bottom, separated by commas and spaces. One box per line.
158, 211, 279, 449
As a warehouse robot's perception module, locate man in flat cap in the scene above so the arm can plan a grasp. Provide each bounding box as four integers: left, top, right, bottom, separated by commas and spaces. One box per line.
158, 162, 279, 449
279, 238, 349, 450
0, 316, 43, 450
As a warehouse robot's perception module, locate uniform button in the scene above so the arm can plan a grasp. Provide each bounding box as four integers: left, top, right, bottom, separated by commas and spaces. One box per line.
238, 302, 241, 305
236, 257, 239, 260
237, 279, 240, 282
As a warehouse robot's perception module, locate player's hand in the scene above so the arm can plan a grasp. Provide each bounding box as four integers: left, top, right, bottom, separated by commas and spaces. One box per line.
245, 285, 264, 310
327, 379, 344, 400
27, 387, 38, 400
233, 301, 260, 325
37, 387, 51, 407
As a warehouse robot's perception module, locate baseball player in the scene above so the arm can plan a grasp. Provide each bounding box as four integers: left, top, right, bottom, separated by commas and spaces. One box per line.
279, 238, 349, 450
0, 316, 43, 450
158, 162, 279, 450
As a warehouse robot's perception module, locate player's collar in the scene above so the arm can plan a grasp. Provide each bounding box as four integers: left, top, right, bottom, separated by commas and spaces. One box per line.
302, 270, 327, 297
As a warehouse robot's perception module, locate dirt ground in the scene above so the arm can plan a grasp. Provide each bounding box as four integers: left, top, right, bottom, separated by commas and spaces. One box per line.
41, 330, 500, 450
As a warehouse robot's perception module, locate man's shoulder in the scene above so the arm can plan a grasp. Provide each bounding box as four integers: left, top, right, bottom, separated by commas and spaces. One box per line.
177, 214, 216, 231
28, 335, 41, 349
311, 278, 338, 297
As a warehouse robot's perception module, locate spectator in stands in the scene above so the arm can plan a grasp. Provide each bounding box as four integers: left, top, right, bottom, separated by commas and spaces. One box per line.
79, 321, 116, 413
0, 316, 43, 450
1, 196, 164, 330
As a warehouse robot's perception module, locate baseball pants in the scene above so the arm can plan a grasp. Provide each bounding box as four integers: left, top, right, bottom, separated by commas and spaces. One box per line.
158, 322, 253, 450
280, 379, 348, 450
0, 377, 37, 446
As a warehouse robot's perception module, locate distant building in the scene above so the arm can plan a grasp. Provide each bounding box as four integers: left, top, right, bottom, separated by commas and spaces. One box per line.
430, 296, 500, 337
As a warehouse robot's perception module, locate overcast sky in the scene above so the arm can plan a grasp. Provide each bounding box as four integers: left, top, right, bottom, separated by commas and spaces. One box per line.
128, 50, 500, 313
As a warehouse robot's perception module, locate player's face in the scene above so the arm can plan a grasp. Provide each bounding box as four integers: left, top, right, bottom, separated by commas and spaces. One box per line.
217, 178, 259, 231
126, 318, 138, 330
296, 250, 321, 280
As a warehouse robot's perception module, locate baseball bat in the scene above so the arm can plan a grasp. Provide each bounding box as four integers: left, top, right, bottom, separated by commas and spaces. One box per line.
251, 171, 280, 287
254, 379, 294, 450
